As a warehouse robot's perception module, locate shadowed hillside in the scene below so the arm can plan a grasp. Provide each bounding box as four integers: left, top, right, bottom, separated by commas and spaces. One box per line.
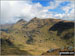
49, 21, 74, 36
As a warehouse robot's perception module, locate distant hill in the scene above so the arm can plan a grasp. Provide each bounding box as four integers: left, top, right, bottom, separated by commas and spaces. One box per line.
0, 24, 13, 29
0, 24, 14, 33
0, 17, 74, 55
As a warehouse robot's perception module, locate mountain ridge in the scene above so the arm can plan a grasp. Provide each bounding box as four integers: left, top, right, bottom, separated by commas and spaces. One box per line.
0, 17, 74, 55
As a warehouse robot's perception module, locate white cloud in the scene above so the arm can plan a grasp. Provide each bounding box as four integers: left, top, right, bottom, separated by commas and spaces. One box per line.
54, 14, 65, 18
1, 1, 32, 24
61, 1, 75, 20
1, 0, 75, 24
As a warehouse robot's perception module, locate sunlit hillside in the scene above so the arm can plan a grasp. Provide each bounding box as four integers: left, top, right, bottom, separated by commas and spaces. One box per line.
0, 17, 74, 55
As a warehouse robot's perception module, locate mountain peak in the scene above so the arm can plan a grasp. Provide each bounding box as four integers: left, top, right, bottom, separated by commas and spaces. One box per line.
30, 17, 40, 22
32, 17, 39, 20
34, 17, 37, 19
17, 19, 27, 23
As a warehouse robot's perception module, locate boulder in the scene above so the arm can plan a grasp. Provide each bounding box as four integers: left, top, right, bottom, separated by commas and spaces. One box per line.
47, 48, 55, 53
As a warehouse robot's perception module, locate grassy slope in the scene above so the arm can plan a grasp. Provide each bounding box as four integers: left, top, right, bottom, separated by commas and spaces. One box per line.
1, 38, 32, 55
0, 18, 74, 55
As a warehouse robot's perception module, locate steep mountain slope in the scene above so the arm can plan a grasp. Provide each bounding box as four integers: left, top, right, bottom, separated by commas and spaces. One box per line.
0, 38, 32, 55
49, 21, 74, 46
41, 21, 74, 55
0, 17, 74, 55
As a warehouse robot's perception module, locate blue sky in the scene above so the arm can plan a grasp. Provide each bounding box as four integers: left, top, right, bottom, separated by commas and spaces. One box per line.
32, 0, 70, 7
32, 0, 71, 14
32, 0, 54, 7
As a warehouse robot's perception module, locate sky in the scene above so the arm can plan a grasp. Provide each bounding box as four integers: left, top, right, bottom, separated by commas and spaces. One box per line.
1, 0, 75, 24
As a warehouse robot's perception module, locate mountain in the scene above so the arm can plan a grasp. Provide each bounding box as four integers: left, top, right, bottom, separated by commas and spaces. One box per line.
22, 17, 62, 31
0, 17, 74, 55
17, 19, 26, 23
11, 19, 27, 30
0, 24, 13, 29
0, 24, 14, 33
0, 24, 13, 30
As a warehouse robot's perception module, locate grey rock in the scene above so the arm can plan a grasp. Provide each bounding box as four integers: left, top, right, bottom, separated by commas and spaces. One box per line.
47, 48, 55, 53
68, 46, 73, 51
